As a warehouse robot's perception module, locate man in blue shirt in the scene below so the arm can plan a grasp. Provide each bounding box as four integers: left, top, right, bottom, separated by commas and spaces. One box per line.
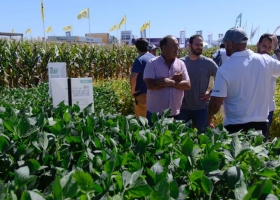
130, 38, 155, 117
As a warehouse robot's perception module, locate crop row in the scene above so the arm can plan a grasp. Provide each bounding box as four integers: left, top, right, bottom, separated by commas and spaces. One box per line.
0, 83, 280, 199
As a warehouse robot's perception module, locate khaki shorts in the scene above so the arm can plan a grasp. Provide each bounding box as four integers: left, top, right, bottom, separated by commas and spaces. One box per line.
134, 93, 147, 118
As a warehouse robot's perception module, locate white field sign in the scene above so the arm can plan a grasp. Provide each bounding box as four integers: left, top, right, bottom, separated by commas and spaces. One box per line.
51, 78, 94, 112
48, 62, 67, 95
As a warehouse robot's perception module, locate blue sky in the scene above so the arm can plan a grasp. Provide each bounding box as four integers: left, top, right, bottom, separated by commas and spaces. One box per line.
0, 0, 279, 44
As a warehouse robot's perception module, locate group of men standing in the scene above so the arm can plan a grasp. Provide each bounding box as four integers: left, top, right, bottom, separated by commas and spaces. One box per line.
130, 27, 280, 141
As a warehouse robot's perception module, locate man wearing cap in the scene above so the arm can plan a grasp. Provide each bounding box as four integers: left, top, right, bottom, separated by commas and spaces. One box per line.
148, 44, 159, 56
208, 27, 280, 138
256, 33, 280, 141
178, 34, 218, 134
130, 38, 155, 117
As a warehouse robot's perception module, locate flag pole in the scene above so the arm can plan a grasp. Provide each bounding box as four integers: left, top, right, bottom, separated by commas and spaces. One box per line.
149, 21, 150, 43
88, 8, 91, 34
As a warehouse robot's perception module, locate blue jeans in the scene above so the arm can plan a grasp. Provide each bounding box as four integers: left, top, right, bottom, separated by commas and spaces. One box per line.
267, 111, 274, 141
177, 108, 208, 134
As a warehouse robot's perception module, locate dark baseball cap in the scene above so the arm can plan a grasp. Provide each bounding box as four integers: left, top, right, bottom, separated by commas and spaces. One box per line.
148, 44, 158, 51
223, 27, 248, 43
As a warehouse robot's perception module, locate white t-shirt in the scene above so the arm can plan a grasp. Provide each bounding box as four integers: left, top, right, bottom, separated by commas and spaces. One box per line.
213, 48, 229, 65
270, 54, 278, 112
211, 49, 280, 126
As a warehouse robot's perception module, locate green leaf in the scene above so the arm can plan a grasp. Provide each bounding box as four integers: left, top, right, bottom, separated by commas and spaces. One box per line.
230, 134, 242, 158
104, 160, 115, 174
179, 155, 191, 171
151, 112, 158, 124
181, 139, 194, 157
130, 168, 143, 185
14, 166, 37, 188
235, 180, 248, 200
200, 176, 213, 195
150, 162, 164, 175
162, 108, 171, 118
159, 130, 174, 148
0, 180, 4, 200
4, 120, 16, 134
209, 143, 222, 153
111, 194, 122, 200
26, 159, 40, 173
258, 168, 280, 181
190, 170, 204, 182
198, 134, 210, 144
49, 123, 62, 135
37, 113, 44, 127
38, 132, 48, 151
224, 166, 244, 189
86, 116, 94, 127
66, 136, 82, 143
146, 168, 156, 185
63, 112, 70, 122
200, 152, 219, 173
0, 135, 9, 151
248, 152, 261, 171
0, 107, 6, 113
94, 137, 102, 149
150, 177, 170, 200
20, 191, 31, 200
52, 177, 62, 200
122, 171, 132, 189
93, 182, 103, 194
72, 170, 94, 193
26, 191, 45, 200
169, 181, 179, 199
125, 177, 152, 198
60, 171, 78, 198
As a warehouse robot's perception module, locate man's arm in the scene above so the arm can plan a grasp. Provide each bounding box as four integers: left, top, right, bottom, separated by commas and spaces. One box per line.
130, 72, 139, 95
155, 78, 191, 90
144, 78, 165, 90
208, 96, 224, 127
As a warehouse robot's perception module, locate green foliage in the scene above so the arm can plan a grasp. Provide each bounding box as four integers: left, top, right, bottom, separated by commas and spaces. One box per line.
1, 84, 280, 199
0, 39, 138, 87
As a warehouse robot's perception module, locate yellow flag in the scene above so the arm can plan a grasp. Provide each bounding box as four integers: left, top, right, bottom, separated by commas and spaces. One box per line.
119, 15, 126, 29
140, 23, 146, 31
110, 24, 119, 32
25, 29, 31, 34
41, 0, 44, 22
145, 21, 150, 29
46, 26, 52, 33
11, 29, 14, 33
63, 25, 72, 31
77, 8, 89, 19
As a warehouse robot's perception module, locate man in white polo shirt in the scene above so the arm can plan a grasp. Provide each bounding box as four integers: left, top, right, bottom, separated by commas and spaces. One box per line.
208, 27, 280, 138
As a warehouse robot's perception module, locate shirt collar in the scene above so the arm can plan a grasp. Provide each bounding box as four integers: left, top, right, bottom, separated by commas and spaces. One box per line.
231, 49, 254, 57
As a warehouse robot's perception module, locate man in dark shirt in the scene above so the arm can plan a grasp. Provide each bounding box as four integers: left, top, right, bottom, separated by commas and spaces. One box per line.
178, 35, 218, 134
130, 38, 155, 117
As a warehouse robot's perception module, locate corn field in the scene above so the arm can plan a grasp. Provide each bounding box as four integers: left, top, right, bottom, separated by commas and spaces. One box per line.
0, 39, 259, 88
0, 39, 140, 88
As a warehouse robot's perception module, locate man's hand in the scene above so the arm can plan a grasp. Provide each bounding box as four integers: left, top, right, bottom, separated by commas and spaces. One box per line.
131, 89, 140, 96
272, 35, 279, 51
207, 115, 216, 128
199, 91, 211, 102
156, 78, 174, 87
171, 71, 183, 82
